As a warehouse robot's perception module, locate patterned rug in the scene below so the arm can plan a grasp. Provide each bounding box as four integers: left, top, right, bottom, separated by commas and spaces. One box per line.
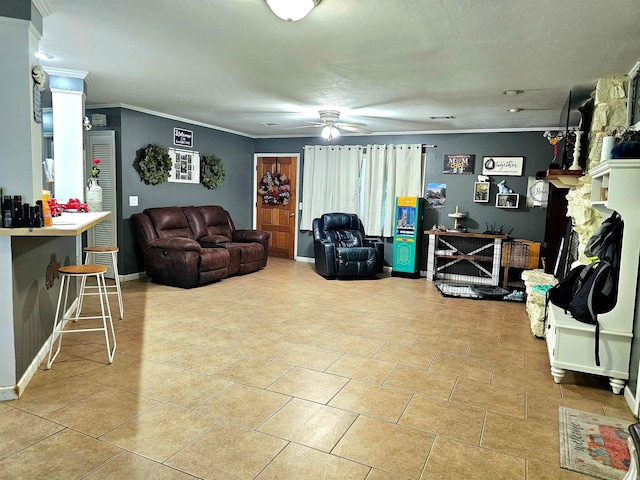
559, 407, 632, 479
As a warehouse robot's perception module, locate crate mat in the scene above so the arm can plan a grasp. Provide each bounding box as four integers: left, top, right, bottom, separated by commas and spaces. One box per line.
435, 283, 525, 302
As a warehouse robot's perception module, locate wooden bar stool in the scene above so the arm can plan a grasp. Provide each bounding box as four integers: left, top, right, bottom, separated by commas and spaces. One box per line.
83, 246, 123, 318
46, 264, 116, 369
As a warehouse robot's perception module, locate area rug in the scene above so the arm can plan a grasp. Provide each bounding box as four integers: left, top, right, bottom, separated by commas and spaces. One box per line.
559, 406, 632, 479
434, 282, 525, 302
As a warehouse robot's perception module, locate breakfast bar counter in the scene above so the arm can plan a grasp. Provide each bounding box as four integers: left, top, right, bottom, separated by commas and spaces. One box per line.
0, 211, 111, 400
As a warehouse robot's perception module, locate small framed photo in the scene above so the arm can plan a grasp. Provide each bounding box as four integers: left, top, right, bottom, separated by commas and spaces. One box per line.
496, 193, 519, 209
473, 182, 490, 202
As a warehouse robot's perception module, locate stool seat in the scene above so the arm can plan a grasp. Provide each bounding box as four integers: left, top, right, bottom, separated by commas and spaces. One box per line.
47, 263, 116, 369
83, 246, 123, 319
84, 246, 119, 253
60, 264, 108, 275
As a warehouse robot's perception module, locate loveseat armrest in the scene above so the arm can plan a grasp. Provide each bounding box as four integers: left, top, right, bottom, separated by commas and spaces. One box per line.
147, 237, 202, 252
314, 239, 337, 277
232, 229, 270, 244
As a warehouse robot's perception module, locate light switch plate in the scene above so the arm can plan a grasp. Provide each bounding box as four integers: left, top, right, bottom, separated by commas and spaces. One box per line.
129, 196, 138, 207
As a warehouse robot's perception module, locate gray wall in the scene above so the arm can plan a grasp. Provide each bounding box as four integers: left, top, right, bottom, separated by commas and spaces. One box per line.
89, 105, 556, 274
255, 131, 553, 259
87, 108, 256, 274
13, 236, 76, 379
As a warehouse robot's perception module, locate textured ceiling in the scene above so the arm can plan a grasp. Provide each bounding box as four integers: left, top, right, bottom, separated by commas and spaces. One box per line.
37, 0, 640, 138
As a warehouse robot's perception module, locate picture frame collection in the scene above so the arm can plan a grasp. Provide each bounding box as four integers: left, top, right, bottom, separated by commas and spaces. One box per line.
443, 155, 533, 208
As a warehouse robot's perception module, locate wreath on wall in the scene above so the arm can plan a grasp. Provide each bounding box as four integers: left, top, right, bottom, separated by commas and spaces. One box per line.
200, 153, 225, 189
258, 172, 291, 205
134, 144, 172, 185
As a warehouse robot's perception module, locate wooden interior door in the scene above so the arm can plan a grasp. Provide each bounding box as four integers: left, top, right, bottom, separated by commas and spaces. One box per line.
256, 156, 297, 259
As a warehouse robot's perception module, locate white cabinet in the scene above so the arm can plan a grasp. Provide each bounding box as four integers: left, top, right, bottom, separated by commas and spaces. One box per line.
546, 160, 640, 394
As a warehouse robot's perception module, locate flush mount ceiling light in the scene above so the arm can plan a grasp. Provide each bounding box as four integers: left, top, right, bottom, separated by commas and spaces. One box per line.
508, 108, 523, 113
265, 0, 320, 21
503, 90, 524, 96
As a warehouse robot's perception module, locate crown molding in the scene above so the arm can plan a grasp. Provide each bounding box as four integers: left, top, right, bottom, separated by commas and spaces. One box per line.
43, 67, 89, 79
86, 103, 254, 139
32, 0, 53, 17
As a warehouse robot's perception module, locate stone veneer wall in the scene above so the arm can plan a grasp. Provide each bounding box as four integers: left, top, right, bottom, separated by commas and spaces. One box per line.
566, 75, 629, 263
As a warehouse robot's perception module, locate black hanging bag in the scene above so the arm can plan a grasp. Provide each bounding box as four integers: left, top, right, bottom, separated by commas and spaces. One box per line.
545, 212, 623, 366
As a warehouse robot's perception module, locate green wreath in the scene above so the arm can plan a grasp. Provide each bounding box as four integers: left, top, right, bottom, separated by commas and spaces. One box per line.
134, 144, 172, 185
200, 154, 225, 189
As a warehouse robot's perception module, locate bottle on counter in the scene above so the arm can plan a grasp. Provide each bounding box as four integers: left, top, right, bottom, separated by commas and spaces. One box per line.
2, 196, 12, 228
11, 195, 22, 228
42, 190, 52, 227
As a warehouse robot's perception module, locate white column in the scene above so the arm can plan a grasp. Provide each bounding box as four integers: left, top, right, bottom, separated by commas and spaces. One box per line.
50, 87, 85, 202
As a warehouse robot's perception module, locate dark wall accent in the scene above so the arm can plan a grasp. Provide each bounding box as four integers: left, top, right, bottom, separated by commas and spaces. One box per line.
95, 108, 255, 275
255, 131, 556, 260
0, 1, 31, 20
13, 236, 76, 380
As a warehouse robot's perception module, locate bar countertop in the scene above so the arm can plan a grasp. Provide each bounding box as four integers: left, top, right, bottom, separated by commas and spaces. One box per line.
0, 211, 111, 237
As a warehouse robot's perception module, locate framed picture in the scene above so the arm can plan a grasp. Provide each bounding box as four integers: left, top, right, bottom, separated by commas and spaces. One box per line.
496, 193, 519, 209
174, 127, 193, 148
482, 156, 524, 176
473, 182, 490, 202
443, 154, 475, 174
168, 148, 200, 184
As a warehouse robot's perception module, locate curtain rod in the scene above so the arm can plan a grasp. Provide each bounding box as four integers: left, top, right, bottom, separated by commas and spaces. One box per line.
305, 144, 437, 150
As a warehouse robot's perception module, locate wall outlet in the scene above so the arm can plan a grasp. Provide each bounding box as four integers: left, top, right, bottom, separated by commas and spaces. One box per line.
129, 196, 138, 207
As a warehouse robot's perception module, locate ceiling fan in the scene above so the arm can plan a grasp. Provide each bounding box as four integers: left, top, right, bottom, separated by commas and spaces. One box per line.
296, 110, 372, 140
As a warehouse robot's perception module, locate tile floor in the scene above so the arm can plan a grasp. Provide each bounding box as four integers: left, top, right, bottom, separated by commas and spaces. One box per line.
1, 258, 636, 479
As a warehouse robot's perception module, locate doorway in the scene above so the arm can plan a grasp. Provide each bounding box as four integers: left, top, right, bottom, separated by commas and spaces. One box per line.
86, 130, 117, 277
254, 154, 299, 259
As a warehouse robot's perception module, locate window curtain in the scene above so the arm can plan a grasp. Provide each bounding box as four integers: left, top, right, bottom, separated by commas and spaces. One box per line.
363, 144, 422, 237
300, 145, 362, 230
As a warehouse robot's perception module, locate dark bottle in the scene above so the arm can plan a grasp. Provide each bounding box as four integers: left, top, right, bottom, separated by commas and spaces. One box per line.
12, 195, 22, 228
23, 204, 33, 228
2, 196, 11, 228
33, 202, 43, 228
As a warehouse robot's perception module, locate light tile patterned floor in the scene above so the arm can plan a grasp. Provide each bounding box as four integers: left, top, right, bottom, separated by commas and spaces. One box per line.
1, 258, 635, 479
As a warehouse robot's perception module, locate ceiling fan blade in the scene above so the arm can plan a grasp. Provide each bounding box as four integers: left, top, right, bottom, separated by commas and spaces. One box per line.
286, 124, 323, 130
339, 125, 372, 134
337, 121, 368, 128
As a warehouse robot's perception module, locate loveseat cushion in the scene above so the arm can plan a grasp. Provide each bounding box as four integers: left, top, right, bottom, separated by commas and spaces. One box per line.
196, 206, 234, 239
145, 207, 194, 239
199, 235, 232, 247
200, 247, 230, 272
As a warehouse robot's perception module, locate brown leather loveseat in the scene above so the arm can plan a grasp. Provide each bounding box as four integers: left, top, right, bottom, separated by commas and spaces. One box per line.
131, 205, 269, 288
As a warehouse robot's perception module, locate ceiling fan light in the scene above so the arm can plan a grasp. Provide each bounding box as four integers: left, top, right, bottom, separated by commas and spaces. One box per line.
321, 125, 340, 140
265, 0, 319, 22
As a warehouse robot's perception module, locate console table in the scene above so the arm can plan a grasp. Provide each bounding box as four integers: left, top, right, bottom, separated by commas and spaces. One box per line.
424, 231, 507, 286
545, 160, 640, 395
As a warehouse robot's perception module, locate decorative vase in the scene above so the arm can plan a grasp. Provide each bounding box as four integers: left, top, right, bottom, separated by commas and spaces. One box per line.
85, 178, 102, 213
601, 136, 616, 162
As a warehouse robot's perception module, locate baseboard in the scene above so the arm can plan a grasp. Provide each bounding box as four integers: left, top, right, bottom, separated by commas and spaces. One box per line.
294, 256, 314, 263
5, 299, 79, 400
624, 385, 638, 417
121, 272, 147, 282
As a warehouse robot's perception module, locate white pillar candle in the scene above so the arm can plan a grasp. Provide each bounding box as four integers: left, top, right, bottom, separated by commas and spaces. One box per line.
601, 136, 616, 161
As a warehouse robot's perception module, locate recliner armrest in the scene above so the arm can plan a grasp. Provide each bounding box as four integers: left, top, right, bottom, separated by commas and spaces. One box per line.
314, 239, 337, 277
233, 229, 270, 243
147, 237, 201, 252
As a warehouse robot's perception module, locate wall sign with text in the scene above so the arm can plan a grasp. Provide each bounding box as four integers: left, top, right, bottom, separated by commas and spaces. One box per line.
481, 156, 524, 176
443, 154, 475, 174
174, 128, 193, 148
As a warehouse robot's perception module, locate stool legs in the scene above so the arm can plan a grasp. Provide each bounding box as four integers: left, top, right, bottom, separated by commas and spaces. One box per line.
84, 250, 123, 319
47, 269, 116, 369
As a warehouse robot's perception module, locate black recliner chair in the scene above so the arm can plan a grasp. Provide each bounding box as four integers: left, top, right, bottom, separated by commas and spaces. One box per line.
312, 213, 384, 278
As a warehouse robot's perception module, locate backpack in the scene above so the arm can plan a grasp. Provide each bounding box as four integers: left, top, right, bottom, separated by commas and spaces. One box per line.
546, 211, 624, 366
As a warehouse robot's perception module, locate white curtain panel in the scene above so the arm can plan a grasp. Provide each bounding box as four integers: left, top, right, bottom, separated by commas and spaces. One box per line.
364, 144, 423, 237
300, 145, 362, 230
362, 144, 387, 235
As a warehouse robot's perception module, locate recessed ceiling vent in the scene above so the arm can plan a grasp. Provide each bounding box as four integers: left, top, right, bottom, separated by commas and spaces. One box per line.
430, 116, 455, 120
260, 122, 281, 127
